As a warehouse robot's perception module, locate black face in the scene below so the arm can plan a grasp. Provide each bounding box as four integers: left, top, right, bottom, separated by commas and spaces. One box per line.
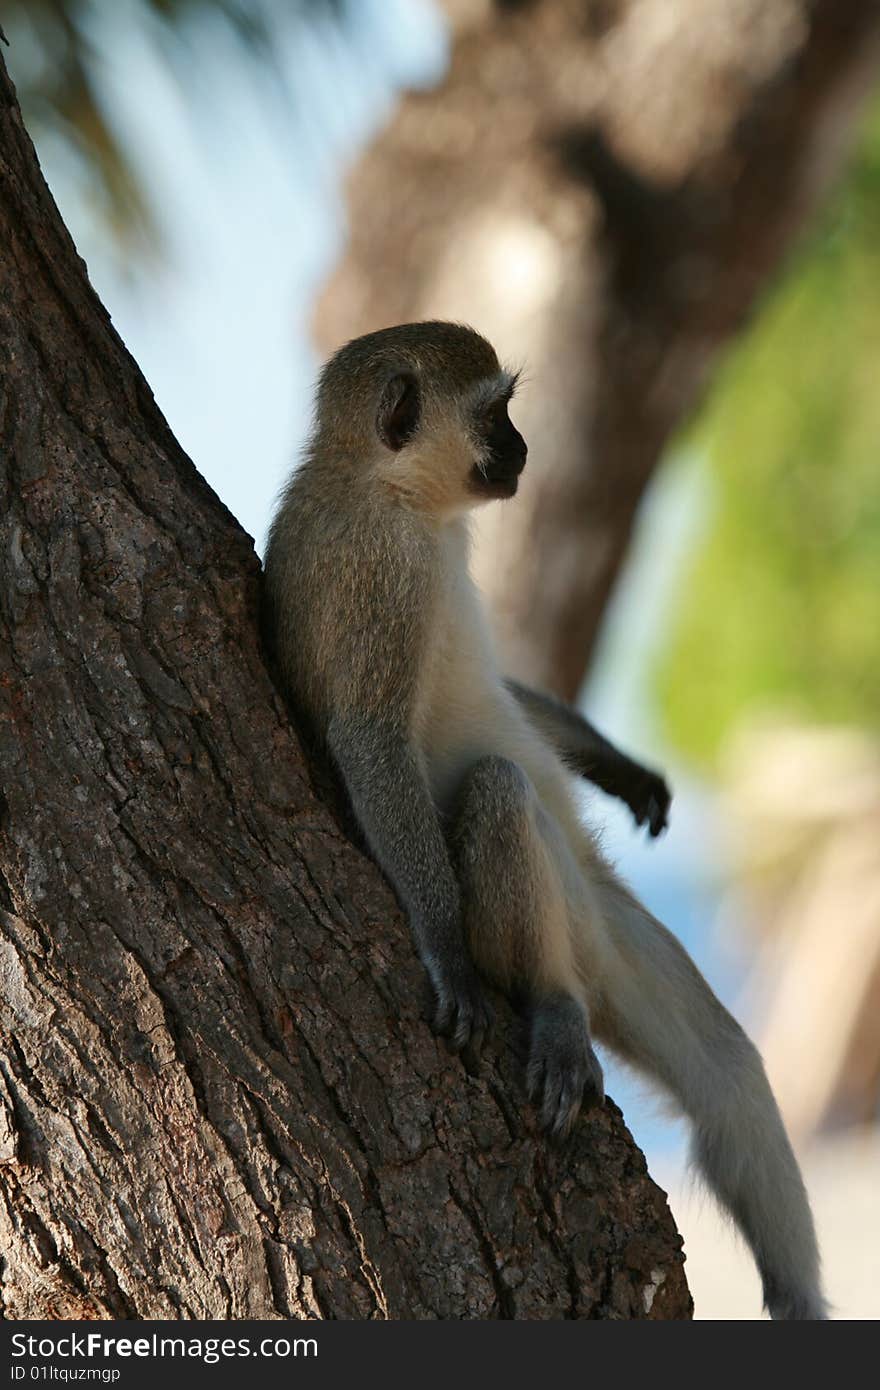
470, 395, 528, 499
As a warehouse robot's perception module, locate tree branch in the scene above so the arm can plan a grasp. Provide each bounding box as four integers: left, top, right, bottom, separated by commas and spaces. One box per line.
0, 51, 689, 1319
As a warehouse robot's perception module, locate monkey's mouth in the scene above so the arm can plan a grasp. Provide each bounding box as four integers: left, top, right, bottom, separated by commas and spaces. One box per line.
470, 451, 527, 500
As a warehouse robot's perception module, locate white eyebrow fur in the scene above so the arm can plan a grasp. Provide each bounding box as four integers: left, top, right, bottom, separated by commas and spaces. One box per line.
466, 368, 520, 413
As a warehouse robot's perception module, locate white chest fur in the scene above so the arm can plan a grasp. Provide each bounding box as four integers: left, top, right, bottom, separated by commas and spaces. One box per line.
412, 522, 581, 850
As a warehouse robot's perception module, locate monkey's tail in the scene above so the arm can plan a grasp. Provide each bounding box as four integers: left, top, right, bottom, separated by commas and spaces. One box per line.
588, 877, 826, 1321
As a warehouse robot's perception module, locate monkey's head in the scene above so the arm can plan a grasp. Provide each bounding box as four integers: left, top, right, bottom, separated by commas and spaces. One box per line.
314, 322, 527, 517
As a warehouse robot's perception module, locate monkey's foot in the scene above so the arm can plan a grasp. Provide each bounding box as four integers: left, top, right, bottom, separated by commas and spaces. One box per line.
526, 994, 604, 1138
429, 958, 494, 1065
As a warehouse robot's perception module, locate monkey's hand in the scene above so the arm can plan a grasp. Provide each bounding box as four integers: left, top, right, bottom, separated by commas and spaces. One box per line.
427, 949, 494, 1069
504, 682, 671, 837
610, 759, 671, 839
572, 747, 670, 837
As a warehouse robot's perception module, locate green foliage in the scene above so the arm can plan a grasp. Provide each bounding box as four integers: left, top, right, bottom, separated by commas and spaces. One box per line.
657, 92, 880, 769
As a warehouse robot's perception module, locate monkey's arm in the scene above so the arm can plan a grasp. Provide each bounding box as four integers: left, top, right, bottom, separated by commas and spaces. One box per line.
505, 679, 670, 837
327, 714, 492, 1055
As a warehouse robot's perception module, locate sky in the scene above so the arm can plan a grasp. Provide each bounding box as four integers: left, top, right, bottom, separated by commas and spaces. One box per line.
48, 0, 447, 549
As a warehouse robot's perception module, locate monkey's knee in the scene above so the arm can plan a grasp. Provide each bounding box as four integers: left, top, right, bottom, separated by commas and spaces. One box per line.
451, 754, 537, 882
451, 754, 537, 894
451, 756, 576, 998
454, 754, 533, 829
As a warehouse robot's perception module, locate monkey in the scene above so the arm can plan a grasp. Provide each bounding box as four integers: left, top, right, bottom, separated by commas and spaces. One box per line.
263, 321, 825, 1321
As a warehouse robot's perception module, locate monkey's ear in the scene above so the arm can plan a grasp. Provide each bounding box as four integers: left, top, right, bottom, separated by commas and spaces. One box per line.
376, 371, 421, 451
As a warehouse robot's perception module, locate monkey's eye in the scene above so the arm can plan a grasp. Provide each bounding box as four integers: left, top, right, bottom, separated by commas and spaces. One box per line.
485, 399, 510, 429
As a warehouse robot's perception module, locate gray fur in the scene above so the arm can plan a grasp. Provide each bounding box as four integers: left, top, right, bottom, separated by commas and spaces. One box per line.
263, 321, 826, 1320
329, 714, 491, 1051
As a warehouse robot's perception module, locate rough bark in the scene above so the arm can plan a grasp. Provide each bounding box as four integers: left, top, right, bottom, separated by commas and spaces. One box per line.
0, 54, 690, 1319
316, 0, 880, 698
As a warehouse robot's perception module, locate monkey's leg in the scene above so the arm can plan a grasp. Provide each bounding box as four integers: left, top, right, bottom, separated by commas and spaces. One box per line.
449, 755, 604, 1136
328, 718, 493, 1054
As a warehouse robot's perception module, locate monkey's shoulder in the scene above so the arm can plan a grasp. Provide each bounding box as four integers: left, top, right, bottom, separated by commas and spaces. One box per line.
285, 493, 447, 718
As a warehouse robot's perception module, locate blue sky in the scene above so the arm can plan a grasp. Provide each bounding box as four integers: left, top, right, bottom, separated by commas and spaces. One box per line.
40, 0, 445, 548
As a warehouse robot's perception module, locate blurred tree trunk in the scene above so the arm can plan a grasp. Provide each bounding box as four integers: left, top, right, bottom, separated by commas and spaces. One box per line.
316, 0, 880, 700
0, 54, 691, 1318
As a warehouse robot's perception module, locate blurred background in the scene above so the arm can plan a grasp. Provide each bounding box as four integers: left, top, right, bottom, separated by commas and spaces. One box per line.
5, 0, 879, 1318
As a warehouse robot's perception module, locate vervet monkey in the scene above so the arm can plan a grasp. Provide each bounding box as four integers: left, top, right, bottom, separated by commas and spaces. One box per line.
263, 321, 824, 1321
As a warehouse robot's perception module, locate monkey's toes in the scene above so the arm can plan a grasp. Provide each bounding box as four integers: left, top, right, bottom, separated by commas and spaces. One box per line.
526, 995, 604, 1138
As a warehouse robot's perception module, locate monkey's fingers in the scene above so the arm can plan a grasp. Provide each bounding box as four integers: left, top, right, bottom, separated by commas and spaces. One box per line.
629, 771, 671, 838
449, 992, 494, 1055
432, 989, 456, 1038
548, 1052, 605, 1139
526, 1053, 548, 1109
527, 1002, 604, 1139
460, 1031, 487, 1077
646, 791, 670, 838
529, 1052, 582, 1140
541, 1060, 573, 1137
431, 972, 494, 1057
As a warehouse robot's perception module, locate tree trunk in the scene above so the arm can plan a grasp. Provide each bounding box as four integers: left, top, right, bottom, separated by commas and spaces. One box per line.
316, 0, 880, 699
0, 54, 690, 1319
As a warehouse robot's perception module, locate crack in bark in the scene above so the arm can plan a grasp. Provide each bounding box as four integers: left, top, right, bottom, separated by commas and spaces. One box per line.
447, 1179, 515, 1319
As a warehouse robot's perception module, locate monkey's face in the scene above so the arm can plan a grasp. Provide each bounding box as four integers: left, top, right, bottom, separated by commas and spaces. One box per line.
467, 387, 528, 503
374, 367, 527, 518
316, 323, 527, 519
